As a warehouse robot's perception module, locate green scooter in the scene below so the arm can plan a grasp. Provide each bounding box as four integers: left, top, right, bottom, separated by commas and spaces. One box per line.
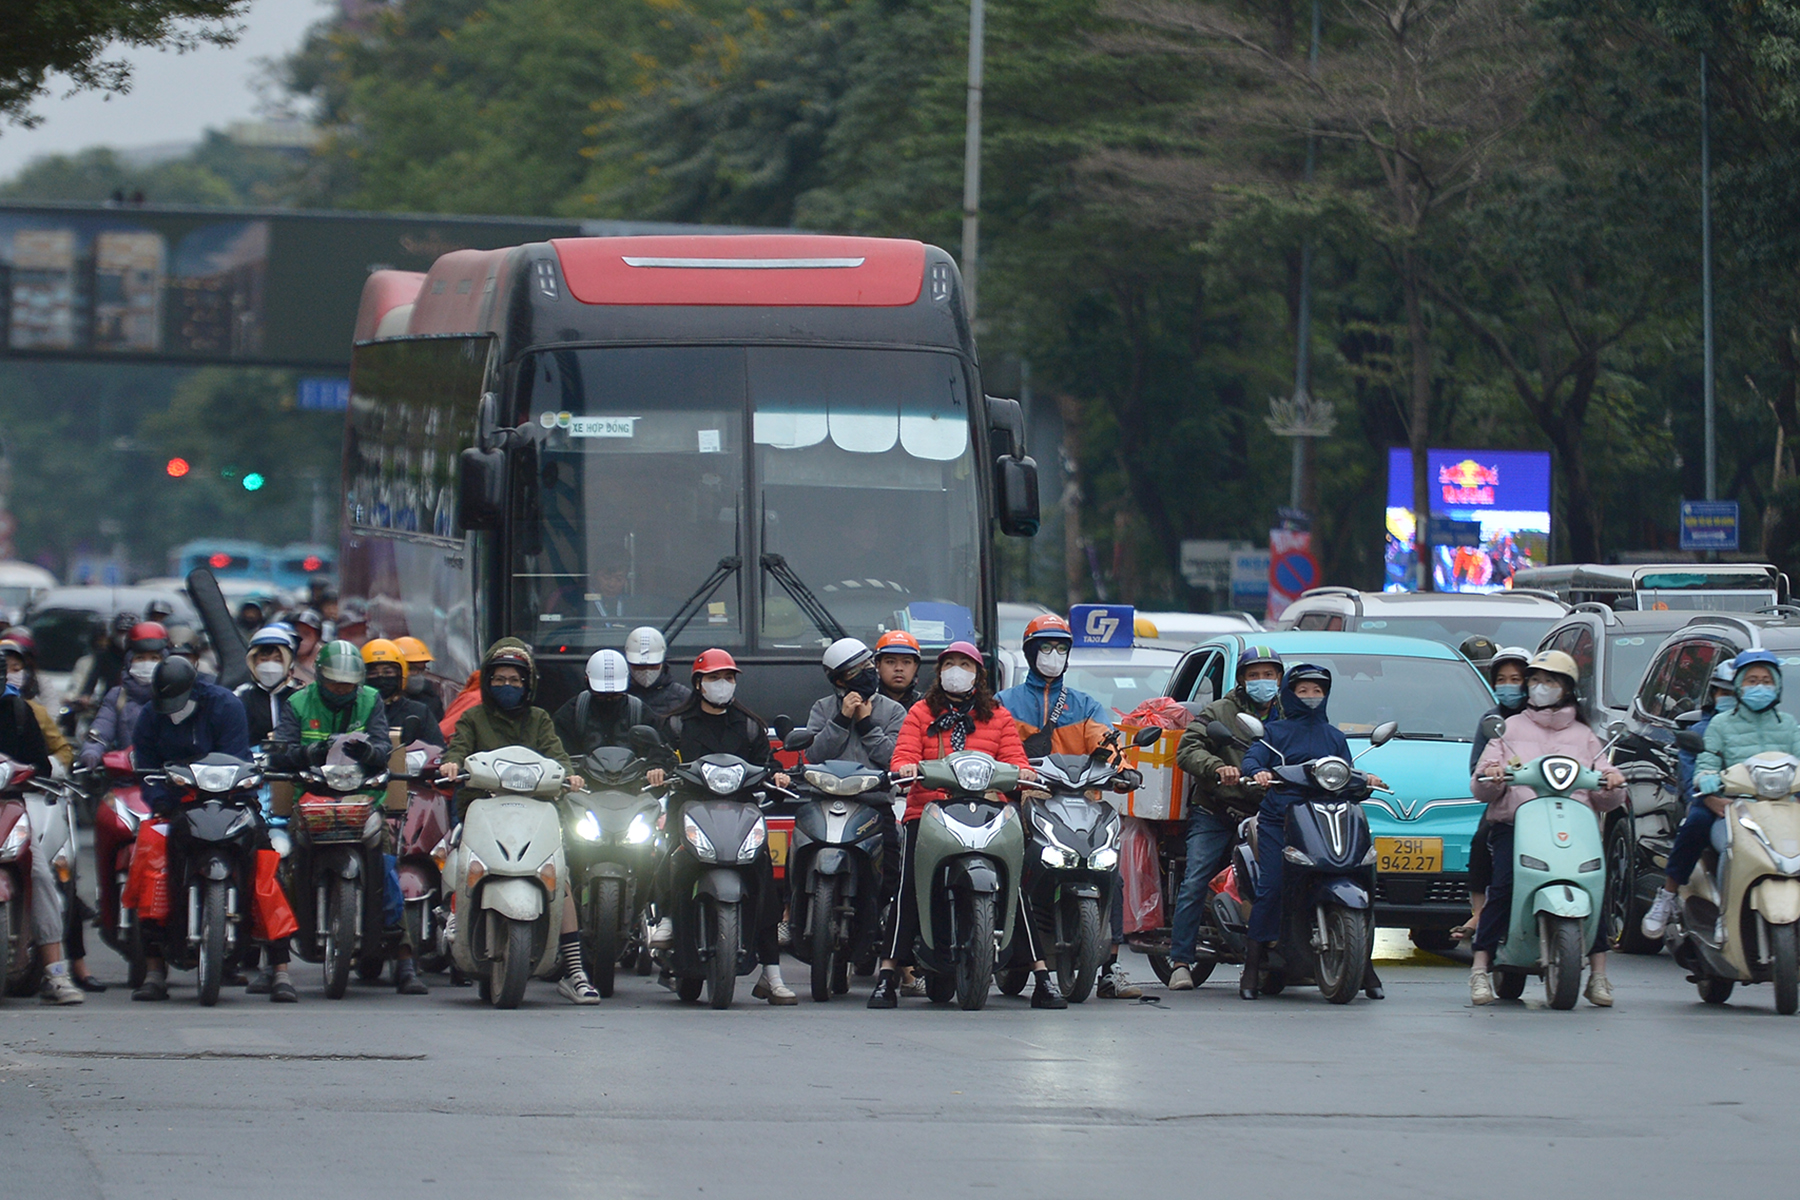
1479, 714, 1608, 1010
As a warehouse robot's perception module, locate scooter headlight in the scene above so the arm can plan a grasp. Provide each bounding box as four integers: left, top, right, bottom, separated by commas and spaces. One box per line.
499, 763, 544, 794
321, 763, 364, 792
192, 763, 242, 794
575, 810, 602, 841
1751, 763, 1797, 800
951, 756, 995, 793
1090, 846, 1119, 871
626, 812, 655, 844
1041, 845, 1077, 868
699, 762, 746, 795
1310, 759, 1351, 793
0, 820, 25, 860
739, 816, 767, 863
683, 811, 716, 861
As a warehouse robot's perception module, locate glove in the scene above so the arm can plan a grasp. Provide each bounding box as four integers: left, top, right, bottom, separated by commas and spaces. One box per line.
345, 739, 381, 766
307, 741, 333, 767
77, 746, 105, 771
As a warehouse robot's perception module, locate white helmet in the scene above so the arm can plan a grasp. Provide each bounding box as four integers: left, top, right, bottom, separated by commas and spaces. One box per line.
586, 649, 630, 694
822, 637, 874, 680
623, 626, 667, 666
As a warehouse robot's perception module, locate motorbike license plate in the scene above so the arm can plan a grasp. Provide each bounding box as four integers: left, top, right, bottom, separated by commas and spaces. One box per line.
1376, 836, 1442, 874
767, 827, 789, 868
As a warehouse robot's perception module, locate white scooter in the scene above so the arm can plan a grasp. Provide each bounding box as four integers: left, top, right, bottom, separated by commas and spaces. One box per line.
443, 748, 570, 1009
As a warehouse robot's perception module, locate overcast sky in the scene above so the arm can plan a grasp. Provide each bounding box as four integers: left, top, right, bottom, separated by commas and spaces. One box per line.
0, 0, 329, 183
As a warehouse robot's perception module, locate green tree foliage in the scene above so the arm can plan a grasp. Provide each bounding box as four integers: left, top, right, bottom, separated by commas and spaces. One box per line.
0, 131, 303, 205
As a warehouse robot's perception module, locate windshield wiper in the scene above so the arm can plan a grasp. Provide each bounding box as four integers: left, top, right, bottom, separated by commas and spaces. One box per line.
661, 556, 742, 644
760, 554, 848, 643
1382, 730, 1464, 741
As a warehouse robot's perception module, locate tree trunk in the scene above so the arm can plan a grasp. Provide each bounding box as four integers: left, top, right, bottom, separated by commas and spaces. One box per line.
1402, 249, 1433, 590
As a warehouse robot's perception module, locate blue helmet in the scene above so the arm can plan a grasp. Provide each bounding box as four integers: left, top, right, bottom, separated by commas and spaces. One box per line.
250, 622, 299, 651
1733, 649, 1782, 683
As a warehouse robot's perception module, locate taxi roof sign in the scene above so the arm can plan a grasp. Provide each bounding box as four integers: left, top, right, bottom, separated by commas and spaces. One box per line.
1071, 604, 1135, 649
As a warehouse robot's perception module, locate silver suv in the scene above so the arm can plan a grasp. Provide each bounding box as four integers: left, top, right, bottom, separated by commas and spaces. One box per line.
1277, 587, 1568, 662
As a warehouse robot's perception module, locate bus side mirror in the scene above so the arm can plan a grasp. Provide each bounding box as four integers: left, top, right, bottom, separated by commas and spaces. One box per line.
996, 455, 1040, 538
458, 447, 504, 531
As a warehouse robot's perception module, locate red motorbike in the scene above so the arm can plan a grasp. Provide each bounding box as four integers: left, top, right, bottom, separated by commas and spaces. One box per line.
89, 748, 152, 985
392, 742, 451, 973
0, 752, 38, 996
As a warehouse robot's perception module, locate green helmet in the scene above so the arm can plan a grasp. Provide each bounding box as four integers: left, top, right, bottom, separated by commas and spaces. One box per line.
316, 640, 366, 685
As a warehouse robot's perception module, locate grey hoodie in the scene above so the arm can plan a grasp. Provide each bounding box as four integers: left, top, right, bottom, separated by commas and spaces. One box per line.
801, 691, 907, 769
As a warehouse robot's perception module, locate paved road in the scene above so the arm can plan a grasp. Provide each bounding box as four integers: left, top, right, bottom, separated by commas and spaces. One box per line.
4, 930, 1797, 1199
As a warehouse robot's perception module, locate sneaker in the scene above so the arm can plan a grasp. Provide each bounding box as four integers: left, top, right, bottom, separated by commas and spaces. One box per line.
1167, 964, 1195, 992
1097, 963, 1142, 999
558, 969, 602, 1005
866, 973, 898, 1009
270, 975, 299, 1003
648, 917, 674, 948
900, 973, 928, 998
1031, 974, 1069, 1009
132, 974, 170, 1002
1585, 973, 1614, 1008
1641, 889, 1679, 940
1470, 969, 1495, 1006
245, 969, 274, 995
752, 970, 798, 1005
395, 962, 430, 996
40, 966, 84, 1005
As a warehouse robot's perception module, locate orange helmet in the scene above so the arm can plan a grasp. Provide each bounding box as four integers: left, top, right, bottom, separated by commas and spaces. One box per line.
874, 630, 922, 659
361, 638, 408, 684
1022, 613, 1073, 658
394, 636, 432, 666
692, 648, 739, 680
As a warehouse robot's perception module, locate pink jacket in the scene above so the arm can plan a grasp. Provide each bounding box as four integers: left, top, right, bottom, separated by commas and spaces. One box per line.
1470, 706, 1625, 824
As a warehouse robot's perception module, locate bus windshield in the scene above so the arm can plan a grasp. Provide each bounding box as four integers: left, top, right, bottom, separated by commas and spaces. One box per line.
512, 345, 983, 654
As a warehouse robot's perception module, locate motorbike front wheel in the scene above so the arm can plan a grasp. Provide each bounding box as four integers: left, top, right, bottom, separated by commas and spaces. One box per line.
707, 900, 740, 1009
809, 878, 838, 1003
1317, 906, 1371, 1005
587, 879, 624, 999
492, 916, 533, 1009
1058, 895, 1105, 1003
196, 881, 227, 1007
954, 891, 997, 1011
1543, 915, 1585, 1010
322, 876, 357, 1000
1770, 921, 1798, 1015
1697, 973, 1734, 1004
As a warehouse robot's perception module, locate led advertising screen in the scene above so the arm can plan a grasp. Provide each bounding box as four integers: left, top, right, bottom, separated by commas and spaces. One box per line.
1385, 448, 1552, 592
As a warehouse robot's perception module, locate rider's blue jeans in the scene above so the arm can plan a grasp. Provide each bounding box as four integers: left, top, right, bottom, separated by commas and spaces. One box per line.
1171, 807, 1235, 964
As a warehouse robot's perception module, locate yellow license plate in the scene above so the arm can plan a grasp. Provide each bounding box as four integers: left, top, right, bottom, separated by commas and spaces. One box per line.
1376, 836, 1442, 874
767, 828, 789, 868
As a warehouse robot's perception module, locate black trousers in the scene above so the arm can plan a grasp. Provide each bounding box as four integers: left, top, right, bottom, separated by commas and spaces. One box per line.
885, 821, 1039, 965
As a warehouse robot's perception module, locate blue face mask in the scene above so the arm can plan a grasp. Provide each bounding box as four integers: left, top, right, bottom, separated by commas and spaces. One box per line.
1714, 693, 1737, 714
1494, 684, 1526, 710
1244, 679, 1280, 706
1740, 684, 1779, 713
490, 683, 526, 710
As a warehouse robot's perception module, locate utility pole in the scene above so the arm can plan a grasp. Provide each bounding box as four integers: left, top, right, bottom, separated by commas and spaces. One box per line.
1701, 52, 1716, 502
961, 0, 985, 322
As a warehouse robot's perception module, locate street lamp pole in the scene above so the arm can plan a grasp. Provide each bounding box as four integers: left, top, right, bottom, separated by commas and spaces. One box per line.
961, 0, 986, 322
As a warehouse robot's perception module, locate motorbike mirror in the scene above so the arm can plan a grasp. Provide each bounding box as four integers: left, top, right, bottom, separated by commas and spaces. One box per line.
1205, 719, 1240, 745
1368, 721, 1398, 748
1606, 719, 1627, 740
772, 714, 795, 742
1234, 713, 1266, 742
400, 714, 423, 746
1132, 726, 1161, 748
1478, 713, 1507, 742
1674, 729, 1707, 754
627, 725, 665, 756
783, 727, 817, 751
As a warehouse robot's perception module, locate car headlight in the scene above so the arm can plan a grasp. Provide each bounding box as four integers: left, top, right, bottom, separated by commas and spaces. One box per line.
321, 763, 364, 792
0, 820, 26, 860
109, 794, 143, 834
626, 812, 655, 844
683, 811, 716, 860
193, 763, 241, 793
1311, 759, 1351, 792
699, 761, 746, 795
1283, 845, 1314, 866
950, 756, 995, 793
1041, 844, 1077, 868
1090, 846, 1119, 871
269, 829, 292, 859
1751, 764, 1797, 800
499, 763, 544, 794
740, 816, 767, 863
575, 810, 602, 841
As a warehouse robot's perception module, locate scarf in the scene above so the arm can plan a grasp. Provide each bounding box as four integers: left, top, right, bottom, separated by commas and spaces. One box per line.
929, 697, 977, 751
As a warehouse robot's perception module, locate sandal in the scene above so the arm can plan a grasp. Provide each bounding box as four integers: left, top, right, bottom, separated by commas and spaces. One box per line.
1449, 922, 1478, 942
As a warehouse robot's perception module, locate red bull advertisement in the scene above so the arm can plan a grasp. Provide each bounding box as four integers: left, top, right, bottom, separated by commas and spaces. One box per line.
1384, 448, 1551, 592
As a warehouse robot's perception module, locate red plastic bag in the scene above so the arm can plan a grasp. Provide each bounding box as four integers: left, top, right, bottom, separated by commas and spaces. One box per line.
121, 821, 171, 923
1118, 816, 1164, 934
1118, 696, 1193, 730
250, 849, 298, 941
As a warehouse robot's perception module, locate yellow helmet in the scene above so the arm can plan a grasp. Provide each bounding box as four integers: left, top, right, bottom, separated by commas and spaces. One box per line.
393, 636, 432, 667
361, 638, 408, 685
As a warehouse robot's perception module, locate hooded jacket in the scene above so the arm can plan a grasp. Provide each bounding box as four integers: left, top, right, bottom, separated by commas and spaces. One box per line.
994, 671, 1112, 757
232, 678, 299, 749
627, 665, 694, 718
1240, 676, 1354, 812
132, 680, 251, 811
1470, 704, 1625, 823
85, 675, 154, 764
444, 638, 573, 776
0, 694, 51, 777
1695, 695, 1800, 795
1175, 684, 1279, 820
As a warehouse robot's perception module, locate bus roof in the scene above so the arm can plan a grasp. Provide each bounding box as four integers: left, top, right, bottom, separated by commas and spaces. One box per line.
1513, 562, 1780, 590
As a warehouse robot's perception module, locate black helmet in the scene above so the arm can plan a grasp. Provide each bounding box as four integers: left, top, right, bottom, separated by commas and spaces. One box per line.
111, 611, 139, 638
1284, 662, 1332, 693
145, 600, 175, 623
151, 657, 198, 715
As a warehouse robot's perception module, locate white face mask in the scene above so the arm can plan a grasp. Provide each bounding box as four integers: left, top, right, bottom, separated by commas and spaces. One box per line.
168, 700, 197, 725
1529, 681, 1564, 708
4, 670, 25, 691
700, 678, 737, 706
254, 662, 288, 689
1034, 648, 1069, 679
631, 667, 662, 688
129, 661, 159, 685
938, 665, 977, 696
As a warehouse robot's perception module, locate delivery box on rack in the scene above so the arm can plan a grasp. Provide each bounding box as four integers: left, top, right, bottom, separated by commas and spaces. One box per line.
1115, 725, 1187, 821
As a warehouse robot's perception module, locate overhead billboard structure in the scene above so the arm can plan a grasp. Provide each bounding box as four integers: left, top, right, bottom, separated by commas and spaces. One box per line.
1385, 448, 1552, 593
0, 202, 753, 369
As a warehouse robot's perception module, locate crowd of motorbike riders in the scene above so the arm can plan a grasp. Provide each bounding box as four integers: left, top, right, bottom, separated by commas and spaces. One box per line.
4, 597, 1798, 1011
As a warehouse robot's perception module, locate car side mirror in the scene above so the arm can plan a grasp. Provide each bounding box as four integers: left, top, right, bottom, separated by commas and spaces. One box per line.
772, 714, 795, 742
457, 446, 504, 530
1478, 713, 1507, 742
1369, 720, 1398, 748
783, 727, 817, 751
995, 455, 1040, 538
1132, 726, 1162, 748
1234, 713, 1267, 742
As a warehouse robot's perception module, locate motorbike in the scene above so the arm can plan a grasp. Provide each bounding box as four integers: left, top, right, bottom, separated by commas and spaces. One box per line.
0, 753, 37, 995
392, 741, 451, 975
1213, 714, 1396, 1004
142, 753, 266, 1006
562, 728, 665, 997
781, 726, 890, 1002
1665, 747, 1800, 1014
902, 750, 1026, 1011
443, 747, 570, 1009
279, 735, 394, 999
84, 748, 152, 986
659, 753, 781, 1009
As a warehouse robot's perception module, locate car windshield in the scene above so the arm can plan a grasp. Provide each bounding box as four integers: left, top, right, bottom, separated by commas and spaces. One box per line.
1063, 662, 1179, 716
1603, 634, 1664, 709
22, 608, 99, 672
1280, 653, 1493, 740
1355, 614, 1561, 654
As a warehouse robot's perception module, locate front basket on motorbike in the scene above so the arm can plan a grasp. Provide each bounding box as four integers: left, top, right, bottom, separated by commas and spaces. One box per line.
296, 798, 378, 843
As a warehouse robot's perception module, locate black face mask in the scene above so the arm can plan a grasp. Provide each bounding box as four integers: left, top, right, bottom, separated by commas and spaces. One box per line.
372, 675, 402, 700
320, 685, 357, 711
842, 667, 880, 699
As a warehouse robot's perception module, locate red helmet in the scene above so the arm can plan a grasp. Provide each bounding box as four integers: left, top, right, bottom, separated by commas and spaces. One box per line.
128, 621, 168, 655
874, 630, 922, 659
0, 630, 36, 661
691, 648, 739, 680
